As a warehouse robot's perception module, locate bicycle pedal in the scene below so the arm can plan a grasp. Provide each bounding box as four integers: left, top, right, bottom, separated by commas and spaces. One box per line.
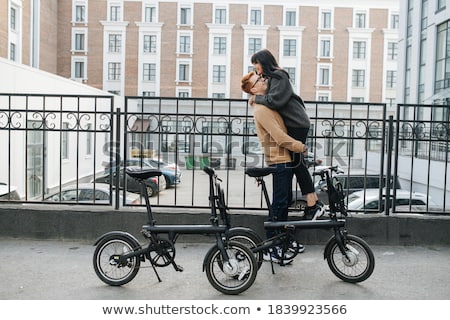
176, 265, 184, 272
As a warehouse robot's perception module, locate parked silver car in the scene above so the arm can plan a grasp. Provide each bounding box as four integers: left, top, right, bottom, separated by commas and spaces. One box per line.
44, 183, 141, 205
346, 189, 435, 213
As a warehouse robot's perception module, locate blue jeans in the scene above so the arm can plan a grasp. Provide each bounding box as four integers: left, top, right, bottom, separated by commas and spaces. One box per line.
267, 163, 292, 238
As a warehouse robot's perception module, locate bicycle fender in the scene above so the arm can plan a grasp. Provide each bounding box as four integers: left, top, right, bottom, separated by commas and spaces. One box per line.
228, 226, 262, 239
323, 236, 336, 259
93, 231, 142, 249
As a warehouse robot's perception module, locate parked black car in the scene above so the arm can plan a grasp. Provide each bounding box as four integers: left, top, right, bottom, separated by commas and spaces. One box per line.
95, 166, 166, 197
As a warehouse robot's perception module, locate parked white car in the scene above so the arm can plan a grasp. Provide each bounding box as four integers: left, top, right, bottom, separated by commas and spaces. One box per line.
346, 189, 434, 213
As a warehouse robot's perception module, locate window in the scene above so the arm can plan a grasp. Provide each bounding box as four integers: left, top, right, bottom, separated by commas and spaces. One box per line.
352, 70, 365, 87
285, 67, 296, 85
387, 42, 398, 60
179, 35, 191, 53
179, 64, 190, 81
9, 43, 16, 61
143, 63, 156, 81
213, 37, 226, 55
283, 39, 296, 56
142, 91, 155, 97
320, 39, 331, 57
178, 91, 189, 98
390, 14, 399, 29
213, 65, 226, 83
285, 10, 296, 26
248, 38, 262, 55
319, 66, 330, 86
108, 62, 121, 80
212, 93, 225, 99
74, 61, 85, 78
352, 97, 364, 102
355, 12, 366, 28
145, 6, 156, 22
108, 34, 121, 53
10, 7, 16, 30
180, 7, 191, 25
110, 6, 121, 21
321, 10, 332, 29
250, 9, 262, 25
143, 35, 156, 53
435, 21, 450, 92
318, 94, 329, 101
75, 33, 85, 51
62, 122, 69, 160
215, 8, 226, 24
386, 98, 395, 107
353, 41, 366, 59
437, 0, 446, 11
386, 70, 397, 88
75, 5, 86, 22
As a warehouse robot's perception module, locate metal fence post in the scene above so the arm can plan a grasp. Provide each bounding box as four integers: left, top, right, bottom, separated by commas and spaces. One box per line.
385, 115, 394, 216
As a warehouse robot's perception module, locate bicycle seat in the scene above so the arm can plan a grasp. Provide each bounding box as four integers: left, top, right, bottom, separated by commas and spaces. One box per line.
245, 167, 277, 178
203, 166, 215, 177
125, 166, 162, 180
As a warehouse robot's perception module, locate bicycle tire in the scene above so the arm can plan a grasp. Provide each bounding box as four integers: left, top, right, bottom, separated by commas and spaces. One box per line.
204, 241, 257, 295
228, 227, 263, 269
93, 236, 141, 286
326, 234, 375, 283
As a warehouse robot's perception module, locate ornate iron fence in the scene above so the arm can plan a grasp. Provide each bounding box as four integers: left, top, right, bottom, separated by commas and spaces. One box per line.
1, 93, 448, 214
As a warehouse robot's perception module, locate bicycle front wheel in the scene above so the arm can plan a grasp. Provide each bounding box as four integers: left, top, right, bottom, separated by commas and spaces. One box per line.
326, 234, 375, 283
93, 236, 141, 286
204, 241, 257, 295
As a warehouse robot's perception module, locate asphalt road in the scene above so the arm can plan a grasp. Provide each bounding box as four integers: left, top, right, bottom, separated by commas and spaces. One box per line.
1, 238, 449, 300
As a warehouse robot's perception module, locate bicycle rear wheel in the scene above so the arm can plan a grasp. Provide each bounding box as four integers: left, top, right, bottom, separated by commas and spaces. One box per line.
228, 227, 263, 269
204, 241, 257, 295
326, 234, 375, 283
93, 236, 141, 286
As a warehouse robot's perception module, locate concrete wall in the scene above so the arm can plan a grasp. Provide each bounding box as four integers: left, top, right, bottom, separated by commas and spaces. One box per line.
1, 204, 449, 245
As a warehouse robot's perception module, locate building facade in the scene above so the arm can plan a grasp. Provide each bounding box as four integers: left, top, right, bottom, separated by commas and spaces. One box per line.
2, 0, 399, 103
398, 0, 450, 105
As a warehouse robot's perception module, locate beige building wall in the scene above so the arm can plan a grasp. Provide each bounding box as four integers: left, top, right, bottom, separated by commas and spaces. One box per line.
0, 0, 399, 103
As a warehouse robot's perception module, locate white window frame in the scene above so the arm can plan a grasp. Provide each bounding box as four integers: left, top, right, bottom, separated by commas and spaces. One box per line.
213, 5, 228, 24
72, 56, 87, 80
248, 6, 264, 25
177, 59, 192, 83
318, 35, 333, 58
178, 4, 193, 26
177, 31, 193, 54
284, 8, 297, 27
108, 2, 123, 22
143, 3, 158, 23
319, 8, 333, 30
73, 1, 88, 23
73, 31, 86, 52
317, 64, 332, 87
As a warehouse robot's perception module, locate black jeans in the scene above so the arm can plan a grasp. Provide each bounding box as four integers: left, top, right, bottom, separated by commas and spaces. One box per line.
267, 162, 292, 238
287, 127, 315, 197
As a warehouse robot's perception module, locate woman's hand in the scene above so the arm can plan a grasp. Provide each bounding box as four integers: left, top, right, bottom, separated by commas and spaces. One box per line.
248, 95, 255, 106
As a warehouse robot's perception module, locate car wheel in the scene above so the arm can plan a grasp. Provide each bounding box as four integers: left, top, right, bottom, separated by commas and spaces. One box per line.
164, 175, 171, 188
146, 185, 155, 197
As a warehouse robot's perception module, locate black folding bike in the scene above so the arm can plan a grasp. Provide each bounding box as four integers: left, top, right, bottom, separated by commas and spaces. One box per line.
93, 166, 259, 295
242, 165, 375, 283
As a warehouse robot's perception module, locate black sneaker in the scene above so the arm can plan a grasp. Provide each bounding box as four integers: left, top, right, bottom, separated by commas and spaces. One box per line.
304, 202, 325, 220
